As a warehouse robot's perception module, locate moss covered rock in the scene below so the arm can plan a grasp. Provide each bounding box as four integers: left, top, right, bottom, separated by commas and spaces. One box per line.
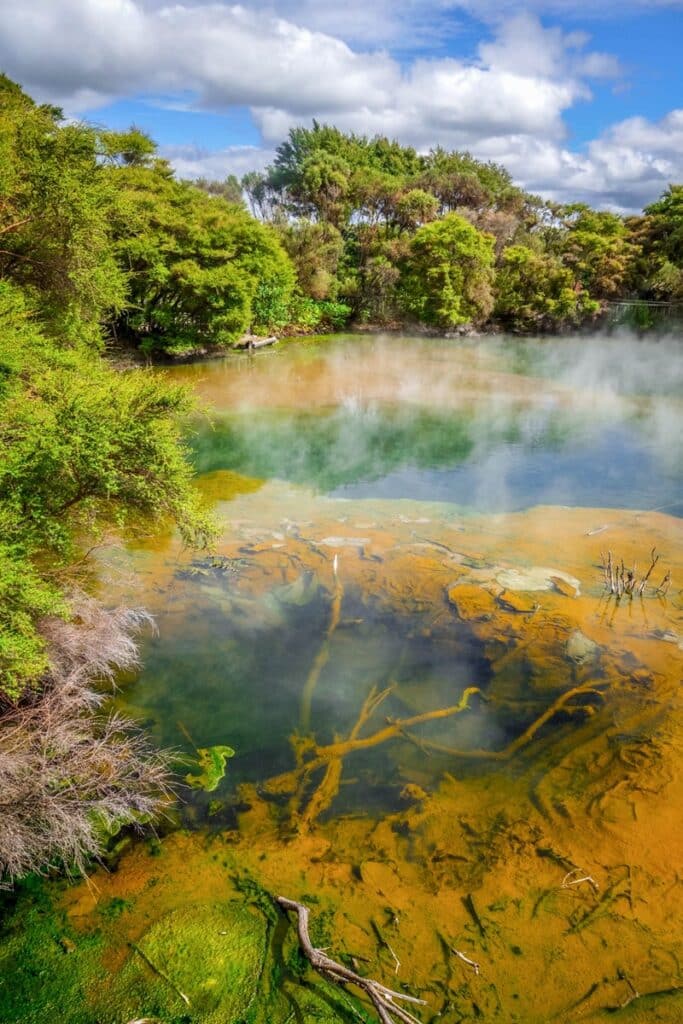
105, 902, 267, 1023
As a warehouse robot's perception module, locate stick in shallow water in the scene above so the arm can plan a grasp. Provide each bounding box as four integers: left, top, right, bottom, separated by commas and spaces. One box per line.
300, 553, 343, 732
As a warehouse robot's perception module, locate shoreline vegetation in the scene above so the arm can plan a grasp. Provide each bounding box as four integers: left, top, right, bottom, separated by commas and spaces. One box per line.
0, 68, 682, 890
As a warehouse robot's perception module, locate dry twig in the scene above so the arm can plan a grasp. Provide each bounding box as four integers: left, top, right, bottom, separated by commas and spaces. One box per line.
452, 949, 480, 975
561, 869, 600, 895
0, 594, 170, 886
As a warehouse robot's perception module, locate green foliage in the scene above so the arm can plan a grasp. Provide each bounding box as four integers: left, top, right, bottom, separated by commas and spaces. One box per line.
418, 147, 522, 213
399, 213, 495, 327
0, 279, 214, 701
111, 165, 295, 353
278, 220, 344, 299
560, 205, 638, 300
0, 545, 65, 701
494, 245, 599, 332
250, 121, 682, 333
286, 295, 352, 331
645, 184, 683, 267
649, 259, 683, 300
0, 77, 127, 345
392, 188, 439, 231
185, 745, 235, 792
97, 126, 157, 167
194, 174, 245, 205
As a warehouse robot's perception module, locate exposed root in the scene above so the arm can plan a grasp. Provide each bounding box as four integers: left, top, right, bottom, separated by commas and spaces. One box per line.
277, 896, 427, 1024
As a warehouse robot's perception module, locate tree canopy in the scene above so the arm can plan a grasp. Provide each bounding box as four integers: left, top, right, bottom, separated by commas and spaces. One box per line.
237, 121, 680, 332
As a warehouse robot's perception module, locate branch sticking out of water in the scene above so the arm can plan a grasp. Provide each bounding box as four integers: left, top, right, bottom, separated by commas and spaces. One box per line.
300, 556, 344, 732
600, 548, 670, 599
276, 896, 427, 1024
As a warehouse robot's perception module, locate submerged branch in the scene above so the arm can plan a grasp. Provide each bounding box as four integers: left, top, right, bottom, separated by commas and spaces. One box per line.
400, 684, 606, 762
264, 687, 482, 799
300, 555, 344, 731
297, 685, 394, 827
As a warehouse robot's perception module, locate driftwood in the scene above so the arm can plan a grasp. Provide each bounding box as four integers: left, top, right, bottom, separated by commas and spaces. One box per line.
276, 896, 427, 1024
235, 334, 278, 350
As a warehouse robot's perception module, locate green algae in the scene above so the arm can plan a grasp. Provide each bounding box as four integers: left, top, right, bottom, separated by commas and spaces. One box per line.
0, 875, 367, 1024
106, 903, 266, 1023
186, 745, 235, 792
0, 879, 105, 1024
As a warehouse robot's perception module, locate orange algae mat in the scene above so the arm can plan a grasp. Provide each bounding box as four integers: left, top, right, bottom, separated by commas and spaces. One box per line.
68, 491, 683, 1022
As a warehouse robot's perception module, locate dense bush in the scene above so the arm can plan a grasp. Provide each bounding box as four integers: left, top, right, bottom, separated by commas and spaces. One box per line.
240, 121, 682, 332
494, 245, 598, 332
400, 214, 495, 328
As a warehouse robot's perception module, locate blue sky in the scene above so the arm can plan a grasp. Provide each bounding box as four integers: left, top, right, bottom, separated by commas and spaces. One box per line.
1, 1, 682, 209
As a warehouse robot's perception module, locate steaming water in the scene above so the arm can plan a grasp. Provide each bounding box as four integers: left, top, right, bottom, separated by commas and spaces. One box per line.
117, 332, 683, 799
182, 332, 683, 514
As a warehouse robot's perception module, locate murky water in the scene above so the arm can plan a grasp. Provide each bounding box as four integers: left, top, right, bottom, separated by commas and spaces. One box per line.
2, 333, 683, 1023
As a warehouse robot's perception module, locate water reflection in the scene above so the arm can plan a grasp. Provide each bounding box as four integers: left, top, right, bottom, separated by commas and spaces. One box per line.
182, 333, 683, 513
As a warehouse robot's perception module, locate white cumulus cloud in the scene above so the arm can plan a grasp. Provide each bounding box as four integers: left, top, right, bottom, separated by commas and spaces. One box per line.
0, 1, 681, 209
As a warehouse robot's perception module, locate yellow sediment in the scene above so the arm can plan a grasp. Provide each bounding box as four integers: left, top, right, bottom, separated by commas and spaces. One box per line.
80, 495, 683, 1023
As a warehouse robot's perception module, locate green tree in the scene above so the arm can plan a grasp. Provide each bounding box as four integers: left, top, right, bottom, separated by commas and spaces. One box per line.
634, 186, 683, 299
0, 76, 127, 345
194, 174, 245, 206
494, 245, 598, 332
110, 164, 295, 353
0, 281, 213, 700
278, 220, 344, 300
399, 213, 495, 328
560, 206, 637, 300
645, 184, 683, 266
392, 189, 439, 232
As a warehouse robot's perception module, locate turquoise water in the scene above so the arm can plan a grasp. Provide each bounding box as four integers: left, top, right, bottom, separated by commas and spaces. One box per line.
183, 333, 683, 514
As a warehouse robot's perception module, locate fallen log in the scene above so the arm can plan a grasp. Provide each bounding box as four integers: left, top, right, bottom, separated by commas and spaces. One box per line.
235, 334, 278, 350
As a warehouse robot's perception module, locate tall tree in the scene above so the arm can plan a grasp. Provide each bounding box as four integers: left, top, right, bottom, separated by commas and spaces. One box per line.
110, 163, 295, 353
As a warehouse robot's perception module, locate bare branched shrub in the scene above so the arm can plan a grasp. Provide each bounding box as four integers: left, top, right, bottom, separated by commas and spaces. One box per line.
0, 594, 171, 887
